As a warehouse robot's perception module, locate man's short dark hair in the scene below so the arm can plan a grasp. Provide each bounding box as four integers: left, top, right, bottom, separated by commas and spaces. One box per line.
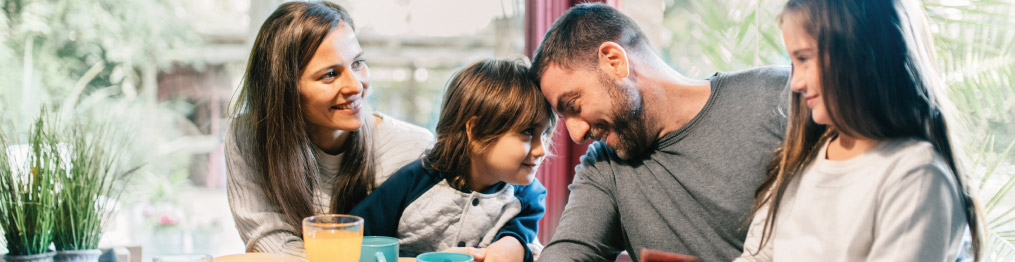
530, 3, 652, 81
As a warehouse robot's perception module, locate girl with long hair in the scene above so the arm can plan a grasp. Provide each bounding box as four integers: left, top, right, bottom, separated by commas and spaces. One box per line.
225, 1, 434, 257
736, 0, 984, 261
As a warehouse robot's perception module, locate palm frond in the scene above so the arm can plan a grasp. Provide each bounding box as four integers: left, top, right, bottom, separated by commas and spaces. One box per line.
928, 0, 1015, 131
983, 139, 1015, 212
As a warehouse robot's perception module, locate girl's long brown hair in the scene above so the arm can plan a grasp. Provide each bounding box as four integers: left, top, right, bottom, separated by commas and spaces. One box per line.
230, 1, 376, 233
750, 0, 984, 259
426, 59, 555, 191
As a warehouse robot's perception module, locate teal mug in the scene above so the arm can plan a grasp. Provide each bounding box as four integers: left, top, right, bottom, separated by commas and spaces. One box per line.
360, 236, 399, 262
416, 252, 474, 262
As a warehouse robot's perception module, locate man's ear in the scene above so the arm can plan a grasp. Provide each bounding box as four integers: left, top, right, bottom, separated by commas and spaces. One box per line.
597, 41, 630, 80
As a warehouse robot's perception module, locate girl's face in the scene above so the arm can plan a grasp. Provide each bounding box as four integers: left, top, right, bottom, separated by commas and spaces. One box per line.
299, 23, 371, 132
782, 12, 831, 125
471, 120, 551, 188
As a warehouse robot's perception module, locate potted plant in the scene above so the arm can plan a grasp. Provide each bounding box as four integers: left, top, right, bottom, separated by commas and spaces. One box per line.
0, 117, 60, 262
52, 120, 137, 262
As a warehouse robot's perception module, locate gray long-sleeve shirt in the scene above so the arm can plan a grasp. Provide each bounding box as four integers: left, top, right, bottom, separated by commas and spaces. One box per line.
225, 113, 435, 258
538, 66, 790, 262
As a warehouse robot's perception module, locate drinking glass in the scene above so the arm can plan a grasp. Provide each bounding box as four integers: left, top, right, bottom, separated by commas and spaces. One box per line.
302, 214, 364, 262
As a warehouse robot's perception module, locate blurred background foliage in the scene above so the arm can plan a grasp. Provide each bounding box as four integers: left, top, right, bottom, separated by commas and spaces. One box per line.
0, 0, 201, 180
1, 0, 209, 258
2, 0, 199, 119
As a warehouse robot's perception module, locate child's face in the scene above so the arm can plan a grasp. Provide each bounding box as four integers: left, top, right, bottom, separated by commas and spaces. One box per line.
299, 23, 372, 133
471, 121, 551, 187
782, 12, 831, 125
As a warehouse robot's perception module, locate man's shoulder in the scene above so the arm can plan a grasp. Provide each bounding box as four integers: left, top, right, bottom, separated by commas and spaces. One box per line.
712, 66, 792, 124
721, 65, 791, 80
716, 65, 790, 91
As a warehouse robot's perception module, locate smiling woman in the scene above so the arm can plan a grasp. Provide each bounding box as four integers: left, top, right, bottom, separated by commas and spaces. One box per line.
297, 22, 372, 153
224, 1, 434, 259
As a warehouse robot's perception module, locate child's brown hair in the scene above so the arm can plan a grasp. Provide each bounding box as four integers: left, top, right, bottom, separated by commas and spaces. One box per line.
425, 59, 556, 190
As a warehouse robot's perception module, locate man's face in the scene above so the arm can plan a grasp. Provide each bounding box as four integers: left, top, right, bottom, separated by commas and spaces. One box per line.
540, 63, 654, 160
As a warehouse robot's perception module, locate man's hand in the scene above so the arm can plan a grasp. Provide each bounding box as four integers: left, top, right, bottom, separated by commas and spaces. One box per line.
482, 236, 525, 262
441, 247, 487, 262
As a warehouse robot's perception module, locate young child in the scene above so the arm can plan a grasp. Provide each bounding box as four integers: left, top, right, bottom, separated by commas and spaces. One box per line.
736, 0, 983, 261
351, 59, 553, 262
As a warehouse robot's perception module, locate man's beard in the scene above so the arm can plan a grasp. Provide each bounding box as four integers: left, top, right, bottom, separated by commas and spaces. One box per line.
593, 73, 654, 160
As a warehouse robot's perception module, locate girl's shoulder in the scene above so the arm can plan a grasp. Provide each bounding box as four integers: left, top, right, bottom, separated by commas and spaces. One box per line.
879, 139, 941, 168
876, 138, 956, 185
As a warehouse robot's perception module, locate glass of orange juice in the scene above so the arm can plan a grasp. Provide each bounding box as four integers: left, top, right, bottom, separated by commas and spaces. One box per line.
302, 214, 364, 262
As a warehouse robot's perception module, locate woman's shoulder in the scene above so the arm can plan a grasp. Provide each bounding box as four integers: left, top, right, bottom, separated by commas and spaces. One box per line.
225, 119, 254, 159
374, 112, 436, 144
372, 112, 436, 182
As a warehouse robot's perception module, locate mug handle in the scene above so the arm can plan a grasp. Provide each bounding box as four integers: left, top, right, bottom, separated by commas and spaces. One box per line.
374, 251, 387, 262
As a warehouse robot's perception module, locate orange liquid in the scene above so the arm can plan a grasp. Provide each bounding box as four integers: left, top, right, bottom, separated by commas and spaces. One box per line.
303, 229, 362, 262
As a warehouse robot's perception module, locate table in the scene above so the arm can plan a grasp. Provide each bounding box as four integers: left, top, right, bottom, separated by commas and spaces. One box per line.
211, 253, 416, 262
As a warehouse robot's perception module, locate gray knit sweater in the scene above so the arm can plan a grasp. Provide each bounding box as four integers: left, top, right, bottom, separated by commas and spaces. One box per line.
225, 113, 435, 258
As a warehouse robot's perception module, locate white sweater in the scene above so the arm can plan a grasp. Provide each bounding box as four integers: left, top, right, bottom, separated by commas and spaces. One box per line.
736, 138, 970, 262
225, 113, 435, 258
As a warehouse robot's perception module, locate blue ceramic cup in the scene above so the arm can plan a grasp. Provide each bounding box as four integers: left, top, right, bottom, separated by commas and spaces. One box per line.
360, 236, 399, 262
415, 252, 474, 262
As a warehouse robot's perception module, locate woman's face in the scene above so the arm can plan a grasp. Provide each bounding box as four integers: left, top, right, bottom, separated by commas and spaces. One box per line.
781, 12, 830, 125
299, 22, 371, 132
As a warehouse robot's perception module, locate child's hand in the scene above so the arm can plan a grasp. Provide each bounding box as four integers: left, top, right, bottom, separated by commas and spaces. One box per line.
441, 247, 487, 261
482, 237, 525, 262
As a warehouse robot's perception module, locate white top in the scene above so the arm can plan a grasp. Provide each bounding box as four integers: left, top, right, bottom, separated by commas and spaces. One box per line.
735, 138, 970, 262
225, 113, 435, 258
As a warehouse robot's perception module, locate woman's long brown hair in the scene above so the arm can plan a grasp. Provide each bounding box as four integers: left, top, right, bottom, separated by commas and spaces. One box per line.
230, 1, 376, 233
750, 0, 984, 259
